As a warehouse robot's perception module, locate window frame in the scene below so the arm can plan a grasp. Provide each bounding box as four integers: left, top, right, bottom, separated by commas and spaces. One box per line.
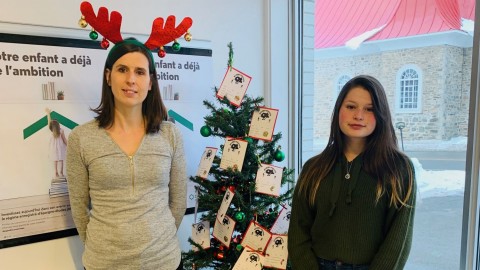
335, 74, 351, 96
461, 2, 480, 268
395, 64, 423, 113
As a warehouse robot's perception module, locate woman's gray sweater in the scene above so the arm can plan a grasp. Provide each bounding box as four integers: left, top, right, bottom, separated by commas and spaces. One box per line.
66, 120, 187, 270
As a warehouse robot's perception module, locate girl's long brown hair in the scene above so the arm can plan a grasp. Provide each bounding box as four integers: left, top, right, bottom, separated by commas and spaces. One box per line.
49, 120, 61, 138
297, 75, 415, 208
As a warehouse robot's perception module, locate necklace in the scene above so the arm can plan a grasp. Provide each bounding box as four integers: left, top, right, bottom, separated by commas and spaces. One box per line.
345, 161, 353, 179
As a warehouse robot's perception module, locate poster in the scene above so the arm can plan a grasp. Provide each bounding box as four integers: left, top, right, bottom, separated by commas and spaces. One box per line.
0, 33, 213, 248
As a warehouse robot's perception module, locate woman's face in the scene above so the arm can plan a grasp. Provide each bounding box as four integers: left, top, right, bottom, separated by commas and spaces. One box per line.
339, 86, 376, 144
105, 52, 152, 110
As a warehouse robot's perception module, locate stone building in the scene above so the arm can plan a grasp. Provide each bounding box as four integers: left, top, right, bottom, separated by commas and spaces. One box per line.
313, 0, 474, 143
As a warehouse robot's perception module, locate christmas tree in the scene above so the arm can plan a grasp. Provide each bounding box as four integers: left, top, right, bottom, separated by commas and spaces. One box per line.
182, 43, 294, 270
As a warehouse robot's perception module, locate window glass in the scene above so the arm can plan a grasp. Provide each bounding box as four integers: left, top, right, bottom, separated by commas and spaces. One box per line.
336, 74, 351, 95
396, 66, 422, 113
301, 0, 474, 268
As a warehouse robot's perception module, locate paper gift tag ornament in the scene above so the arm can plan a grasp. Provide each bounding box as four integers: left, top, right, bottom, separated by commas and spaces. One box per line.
78, 1, 193, 57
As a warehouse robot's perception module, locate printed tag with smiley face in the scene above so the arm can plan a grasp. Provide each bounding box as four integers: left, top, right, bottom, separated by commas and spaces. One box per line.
240, 220, 272, 254
196, 147, 218, 179
212, 215, 236, 247
248, 107, 278, 141
216, 67, 252, 107
232, 248, 264, 270
219, 137, 248, 172
217, 188, 235, 220
263, 234, 288, 269
255, 163, 283, 197
191, 221, 211, 251
270, 204, 291, 235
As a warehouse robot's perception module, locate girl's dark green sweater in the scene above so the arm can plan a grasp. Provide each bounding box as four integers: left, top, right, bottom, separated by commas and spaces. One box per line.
288, 155, 416, 270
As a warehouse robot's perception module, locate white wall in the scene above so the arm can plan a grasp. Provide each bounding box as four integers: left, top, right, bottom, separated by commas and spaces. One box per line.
0, 1, 290, 269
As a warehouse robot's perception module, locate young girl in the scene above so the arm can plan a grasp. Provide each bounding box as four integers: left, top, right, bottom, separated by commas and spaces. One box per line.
45, 108, 67, 179
288, 75, 416, 269
66, 38, 186, 270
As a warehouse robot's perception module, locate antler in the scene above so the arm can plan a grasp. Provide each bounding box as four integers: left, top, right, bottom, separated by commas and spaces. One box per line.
80, 1, 123, 43
144, 16, 193, 50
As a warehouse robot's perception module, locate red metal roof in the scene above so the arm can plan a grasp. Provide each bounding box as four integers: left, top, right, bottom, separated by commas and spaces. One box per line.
459, 0, 476, 19
314, 0, 476, 49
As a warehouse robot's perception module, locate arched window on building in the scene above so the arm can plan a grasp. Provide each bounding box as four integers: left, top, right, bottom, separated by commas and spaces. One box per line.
396, 66, 422, 113
336, 74, 351, 95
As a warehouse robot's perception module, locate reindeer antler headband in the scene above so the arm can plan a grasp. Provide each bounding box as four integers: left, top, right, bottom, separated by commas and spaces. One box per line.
78, 1, 193, 58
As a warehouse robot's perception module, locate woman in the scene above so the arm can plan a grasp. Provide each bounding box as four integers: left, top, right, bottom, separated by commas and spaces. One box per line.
66, 38, 186, 270
288, 75, 416, 269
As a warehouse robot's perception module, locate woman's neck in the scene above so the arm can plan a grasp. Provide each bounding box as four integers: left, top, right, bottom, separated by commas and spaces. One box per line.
344, 139, 365, 162
110, 107, 145, 134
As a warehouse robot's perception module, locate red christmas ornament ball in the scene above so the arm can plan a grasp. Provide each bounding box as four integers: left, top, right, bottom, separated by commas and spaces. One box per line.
158, 49, 166, 58
100, 38, 110, 49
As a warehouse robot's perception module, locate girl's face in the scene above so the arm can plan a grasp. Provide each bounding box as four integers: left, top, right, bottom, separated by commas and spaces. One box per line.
105, 52, 152, 110
339, 86, 376, 144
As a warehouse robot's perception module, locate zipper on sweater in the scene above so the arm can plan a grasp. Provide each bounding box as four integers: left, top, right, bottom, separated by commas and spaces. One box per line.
128, 155, 135, 194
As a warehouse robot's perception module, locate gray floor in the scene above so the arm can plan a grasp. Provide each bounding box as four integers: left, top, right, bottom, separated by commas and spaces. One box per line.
405, 195, 463, 270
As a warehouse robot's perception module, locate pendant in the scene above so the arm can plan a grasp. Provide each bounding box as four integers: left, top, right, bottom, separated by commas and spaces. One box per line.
345, 173, 351, 179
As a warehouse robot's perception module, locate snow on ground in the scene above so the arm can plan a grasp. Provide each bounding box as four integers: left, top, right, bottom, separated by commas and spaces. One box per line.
403, 136, 468, 152
412, 157, 465, 201
406, 137, 467, 200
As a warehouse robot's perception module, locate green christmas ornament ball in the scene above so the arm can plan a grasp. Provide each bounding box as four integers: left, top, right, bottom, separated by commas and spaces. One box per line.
245, 137, 253, 144
274, 149, 285, 162
172, 41, 181, 52
89, 30, 99, 40
234, 211, 246, 222
200, 125, 212, 137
